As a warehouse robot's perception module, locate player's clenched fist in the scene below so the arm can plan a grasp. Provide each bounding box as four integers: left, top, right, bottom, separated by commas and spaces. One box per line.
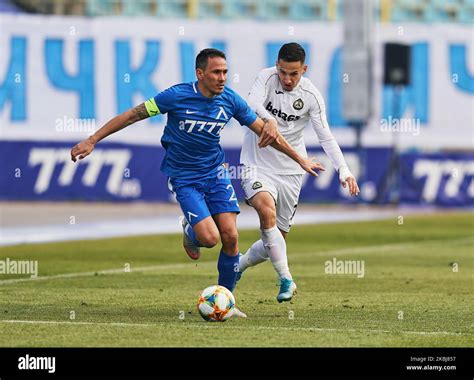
70, 138, 95, 162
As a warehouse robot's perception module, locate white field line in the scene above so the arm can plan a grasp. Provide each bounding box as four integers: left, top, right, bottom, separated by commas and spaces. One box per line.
0, 236, 473, 286
0, 319, 470, 337
0, 262, 204, 286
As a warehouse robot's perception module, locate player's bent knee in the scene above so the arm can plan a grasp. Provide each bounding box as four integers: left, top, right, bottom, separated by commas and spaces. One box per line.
194, 218, 220, 248
199, 232, 219, 248
196, 227, 220, 248
257, 207, 277, 228
219, 228, 238, 248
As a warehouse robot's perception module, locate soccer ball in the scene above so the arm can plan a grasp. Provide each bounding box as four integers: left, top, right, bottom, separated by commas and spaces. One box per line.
197, 285, 235, 322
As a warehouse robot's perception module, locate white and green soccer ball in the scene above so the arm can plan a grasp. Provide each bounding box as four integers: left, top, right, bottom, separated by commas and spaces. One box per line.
197, 285, 235, 322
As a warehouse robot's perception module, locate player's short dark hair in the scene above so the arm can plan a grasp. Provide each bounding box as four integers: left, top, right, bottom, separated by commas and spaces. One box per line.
278, 43, 306, 64
196, 48, 226, 71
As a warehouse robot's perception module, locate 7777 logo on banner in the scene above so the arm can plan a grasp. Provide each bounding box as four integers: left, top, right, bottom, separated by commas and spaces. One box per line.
27, 147, 141, 198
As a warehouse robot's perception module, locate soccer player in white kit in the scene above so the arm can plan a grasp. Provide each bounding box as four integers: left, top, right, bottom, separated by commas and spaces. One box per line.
238, 43, 360, 302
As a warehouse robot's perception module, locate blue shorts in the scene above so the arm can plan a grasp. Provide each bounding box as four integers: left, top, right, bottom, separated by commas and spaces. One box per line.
168, 172, 240, 227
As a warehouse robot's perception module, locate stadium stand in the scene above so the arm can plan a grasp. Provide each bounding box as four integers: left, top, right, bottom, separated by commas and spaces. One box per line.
5, 0, 474, 23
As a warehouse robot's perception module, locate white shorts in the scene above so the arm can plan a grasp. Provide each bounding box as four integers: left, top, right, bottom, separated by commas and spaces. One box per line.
240, 166, 303, 232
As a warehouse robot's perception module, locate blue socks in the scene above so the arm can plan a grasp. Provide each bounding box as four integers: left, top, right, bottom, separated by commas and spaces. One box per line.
217, 250, 240, 292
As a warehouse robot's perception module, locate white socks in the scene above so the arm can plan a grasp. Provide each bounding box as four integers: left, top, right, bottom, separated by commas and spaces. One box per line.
239, 240, 268, 272
239, 226, 292, 280
262, 226, 292, 280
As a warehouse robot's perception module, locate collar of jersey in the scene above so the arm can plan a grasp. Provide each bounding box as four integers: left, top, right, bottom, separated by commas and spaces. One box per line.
279, 80, 301, 94
194, 81, 223, 100
284, 86, 299, 93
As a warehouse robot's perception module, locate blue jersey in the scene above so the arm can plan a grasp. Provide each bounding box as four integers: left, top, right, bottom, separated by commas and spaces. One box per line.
144, 82, 257, 182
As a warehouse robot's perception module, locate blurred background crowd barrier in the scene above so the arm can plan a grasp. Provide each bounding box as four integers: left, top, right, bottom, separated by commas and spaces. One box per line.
0, 0, 472, 206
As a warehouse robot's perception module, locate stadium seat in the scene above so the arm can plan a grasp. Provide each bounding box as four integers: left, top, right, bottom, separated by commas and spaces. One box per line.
86, 0, 117, 16
459, 0, 474, 23
430, 0, 462, 22
197, 0, 222, 18
154, 0, 188, 18
121, 0, 151, 16
256, 0, 289, 20
288, 0, 328, 21
221, 0, 258, 19
390, 0, 430, 22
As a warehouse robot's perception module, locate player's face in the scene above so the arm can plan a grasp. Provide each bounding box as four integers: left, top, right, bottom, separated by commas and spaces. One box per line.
276, 60, 307, 91
196, 57, 228, 97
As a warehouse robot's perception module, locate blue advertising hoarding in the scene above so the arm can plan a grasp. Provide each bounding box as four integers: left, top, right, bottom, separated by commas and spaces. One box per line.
4, 140, 472, 206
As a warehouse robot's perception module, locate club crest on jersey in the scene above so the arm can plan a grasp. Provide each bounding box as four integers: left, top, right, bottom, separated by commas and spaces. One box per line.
216, 106, 229, 120
252, 181, 263, 190
265, 102, 301, 122
293, 98, 304, 110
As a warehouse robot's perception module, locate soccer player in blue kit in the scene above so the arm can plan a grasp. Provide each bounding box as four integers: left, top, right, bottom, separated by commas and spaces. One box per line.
70, 49, 322, 316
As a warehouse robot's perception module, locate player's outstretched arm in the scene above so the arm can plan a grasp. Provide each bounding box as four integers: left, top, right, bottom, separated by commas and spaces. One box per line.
70, 103, 149, 162
248, 118, 325, 177
309, 92, 360, 196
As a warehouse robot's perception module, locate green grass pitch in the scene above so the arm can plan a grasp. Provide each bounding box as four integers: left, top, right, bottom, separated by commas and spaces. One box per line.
0, 213, 472, 347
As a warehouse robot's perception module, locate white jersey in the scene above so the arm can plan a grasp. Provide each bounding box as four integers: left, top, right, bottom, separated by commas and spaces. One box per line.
240, 66, 348, 175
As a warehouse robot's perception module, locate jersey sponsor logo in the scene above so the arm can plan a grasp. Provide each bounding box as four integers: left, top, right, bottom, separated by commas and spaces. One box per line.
293, 98, 304, 110
275, 90, 284, 94
178, 119, 226, 135
186, 109, 198, 114
265, 101, 301, 122
252, 181, 263, 190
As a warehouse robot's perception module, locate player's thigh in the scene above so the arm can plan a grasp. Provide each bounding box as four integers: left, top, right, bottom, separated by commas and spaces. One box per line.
240, 166, 278, 216
275, 174, 303, 233
248, 191, 277, 224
